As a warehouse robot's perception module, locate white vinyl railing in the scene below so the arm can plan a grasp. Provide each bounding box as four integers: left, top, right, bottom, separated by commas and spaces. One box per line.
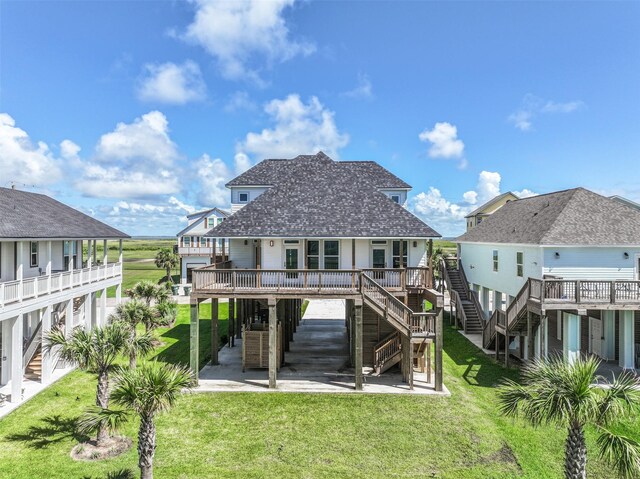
0, 262, 122, 308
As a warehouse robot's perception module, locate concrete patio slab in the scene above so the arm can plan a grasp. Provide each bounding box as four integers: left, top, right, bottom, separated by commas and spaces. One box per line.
196, 299, 449, 396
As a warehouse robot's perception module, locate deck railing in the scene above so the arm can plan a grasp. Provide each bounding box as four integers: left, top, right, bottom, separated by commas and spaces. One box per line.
0, 263, 122, 308
192, 267, 430, 295
373, 331, 401, 372
542, 279, 640, 304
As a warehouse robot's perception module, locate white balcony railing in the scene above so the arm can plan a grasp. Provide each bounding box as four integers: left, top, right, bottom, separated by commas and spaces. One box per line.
178, 246, 217, 256
0, 262, 123, 308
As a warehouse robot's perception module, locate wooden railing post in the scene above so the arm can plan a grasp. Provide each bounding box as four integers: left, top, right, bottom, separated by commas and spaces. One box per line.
610, 281, 616, 304
575, 280, 581, 303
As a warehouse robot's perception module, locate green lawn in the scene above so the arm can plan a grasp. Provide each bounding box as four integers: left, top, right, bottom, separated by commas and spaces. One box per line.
0, 312, 636, 478
102, 239, 178, 298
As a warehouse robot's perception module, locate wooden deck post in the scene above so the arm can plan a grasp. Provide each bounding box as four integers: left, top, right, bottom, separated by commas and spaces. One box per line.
435, 307, 443, 392
210, 298, 219, 365
268, 297, 278, 389
282, 300, 290, 352
236, 298, 242, 340
229, 299, 235, 347
401, 333, 411, 386
427, 239, 434, 288
354, 299, 363, 391
526, 311, 535, 360
190, 299, 200, 384
504, 333, 510, 367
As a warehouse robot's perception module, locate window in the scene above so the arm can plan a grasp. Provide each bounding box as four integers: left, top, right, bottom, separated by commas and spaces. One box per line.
477, 217, 483, 224
63, 241, 77, 269
307, 240, 319, 269
392, 240, 408, 268
238, 192, 249, 203
391, 194, 400, 204
183, 236, 191, 247
492, 250, 499, 272
324, 240, 339, 269
30, 241, 38, 267
516, 252, 524, 277
284, 240, 300, 245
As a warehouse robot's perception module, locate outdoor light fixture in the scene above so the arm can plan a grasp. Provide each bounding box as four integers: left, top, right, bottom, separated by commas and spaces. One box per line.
413, 241, 417, 247
624, 252, 629, 259
270, 240, 274, 247
555, 252, 560, 258
244, 240, 248, 246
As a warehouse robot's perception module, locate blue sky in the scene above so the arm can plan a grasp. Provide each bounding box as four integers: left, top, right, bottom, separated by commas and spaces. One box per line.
1, 0, 639, 237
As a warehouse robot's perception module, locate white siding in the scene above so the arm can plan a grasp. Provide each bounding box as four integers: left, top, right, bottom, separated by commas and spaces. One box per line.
262, 239, 283, 269
229, 239, 255, 269
410, 240, 427, 267
542, 247, 640, 280
230, 186, 270, 213
381, 190, 408, 206
354, 239, 369, 268
459, 243, 543, 297
0, 241, 14, 280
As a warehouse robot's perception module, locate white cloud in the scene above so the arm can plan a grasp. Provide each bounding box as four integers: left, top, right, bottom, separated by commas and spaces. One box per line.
514, 188, 537, 198
410, 170, 538, 236
224, 91, 257, 113
509, 94, 585, 131
343, 73, 373, 100
0, 113, 62, 186
237, 94, 349, 160
419, 122, 466, 168
76, 111, 183, 199
181, 0, 314, 84
233, 151, 252, 174
137, 60, 206, 104
195, 154, 232, 207
60, 139, 81, 160
77, 164, 181, 199
95, 111, 180, 167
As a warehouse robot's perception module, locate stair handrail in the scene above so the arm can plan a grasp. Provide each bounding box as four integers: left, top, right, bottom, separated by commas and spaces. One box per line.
373, 331, 401, 371
483, 308, 505, 349
505, 279, 533, 330
22, 320, 43, 369
361, 273, 413, 336
468, 288, 484, 321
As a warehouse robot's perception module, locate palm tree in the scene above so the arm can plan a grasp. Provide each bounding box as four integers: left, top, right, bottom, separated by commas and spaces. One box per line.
44, 323, 129, 445
109, 300, 156, 368
154, 299, 178, 329
126, 281, 169, 307
498, 354, 640, 479
110, 362, 194, 479
154, 249, 178, 285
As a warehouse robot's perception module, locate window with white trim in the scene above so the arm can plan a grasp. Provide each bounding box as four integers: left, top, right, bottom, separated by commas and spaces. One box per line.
492, 250, 499, 272
391, 194, 400, 204
30, 241, 38, 267
392, 240, 408, 268
516, 252, 524, 277
324, 241, 339, 269
238, 192, 249, 203
183, 236, 191, 247
307, 240, 319, 269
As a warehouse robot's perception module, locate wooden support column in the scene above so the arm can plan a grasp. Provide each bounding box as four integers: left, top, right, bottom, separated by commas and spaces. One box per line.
526, 311, 535, 360
354, 299, 363, 391
427, 239, 434, 289
268, 298, 278, 389
210, 299, 219, 365
190, 299, 200, 384
236, 298, 242, 340
282, 300, 290, 352
435, 307, 443, 392
229, 299, 235, 347
401, 333, 411, 385
504, 334, 510, 367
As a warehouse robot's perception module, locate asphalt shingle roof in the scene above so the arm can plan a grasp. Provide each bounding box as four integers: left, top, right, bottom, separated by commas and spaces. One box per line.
226, 152, 411, 189
208, 153, 438, 238
0, 187, 129, 239
456, 188, 640, 246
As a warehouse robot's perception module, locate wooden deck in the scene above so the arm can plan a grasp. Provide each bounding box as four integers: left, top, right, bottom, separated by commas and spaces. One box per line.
191, 266, 431, 300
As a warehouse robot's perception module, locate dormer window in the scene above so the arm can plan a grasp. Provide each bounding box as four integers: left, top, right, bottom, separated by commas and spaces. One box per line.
391, 195, 400, 204
239, 192, 249, 203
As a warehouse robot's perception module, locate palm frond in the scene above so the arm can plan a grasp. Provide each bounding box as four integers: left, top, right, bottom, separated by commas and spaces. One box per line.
596, 427, 640, 479
76, 407, 130, 436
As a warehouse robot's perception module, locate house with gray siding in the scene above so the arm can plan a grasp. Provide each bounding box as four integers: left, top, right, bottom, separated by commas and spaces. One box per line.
448, 188, 640, 371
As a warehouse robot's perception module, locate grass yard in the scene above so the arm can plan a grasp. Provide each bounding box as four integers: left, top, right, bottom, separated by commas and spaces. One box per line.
101, 239, 178, 298
0, 312, 637, 478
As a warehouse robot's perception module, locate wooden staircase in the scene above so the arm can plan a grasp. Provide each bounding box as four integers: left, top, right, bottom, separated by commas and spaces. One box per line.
25, 347, 42, 381
373, 332, 402, 375
442, 260, 483, 334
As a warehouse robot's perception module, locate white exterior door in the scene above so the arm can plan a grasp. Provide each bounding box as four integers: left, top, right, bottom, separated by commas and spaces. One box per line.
590, 317, 602, 358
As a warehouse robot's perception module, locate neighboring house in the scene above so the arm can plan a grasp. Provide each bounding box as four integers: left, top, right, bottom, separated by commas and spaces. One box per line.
449, 187, 640, 371
189, 152, 444, 392
176, 208, 229, 283
465, 191, 519, 231
0, 187, 128, 403
610, 195, 640, 211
